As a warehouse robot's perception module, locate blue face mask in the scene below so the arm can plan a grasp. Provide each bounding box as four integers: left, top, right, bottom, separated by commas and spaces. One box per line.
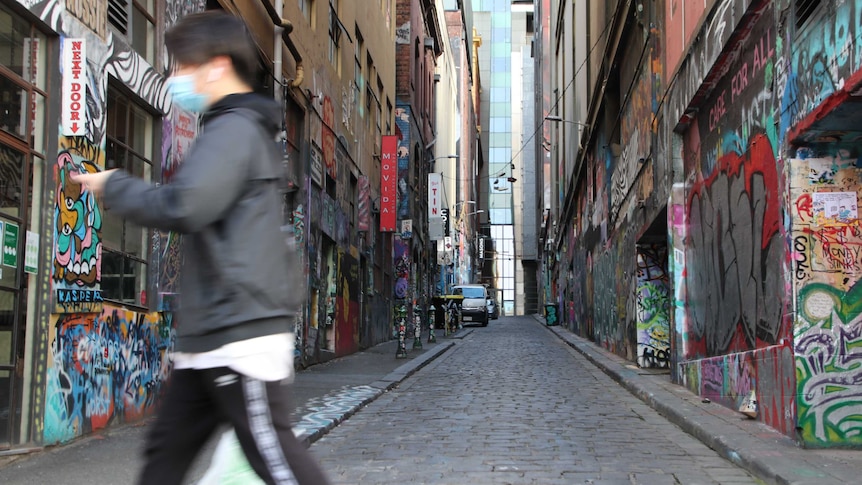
167, 74, 208, 113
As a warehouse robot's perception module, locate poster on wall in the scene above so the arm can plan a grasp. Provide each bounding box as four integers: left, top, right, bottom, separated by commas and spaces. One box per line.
310, 143, 324, 187
322, 96, 336, 179
812, 191, 858, 224
25, 231, 39, 274
357, 175, 370, 232
61, 38, 87, 136
3, 222, 19, 268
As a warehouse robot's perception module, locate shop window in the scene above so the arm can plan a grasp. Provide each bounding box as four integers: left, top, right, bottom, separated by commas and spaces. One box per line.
103, 85, 156, 307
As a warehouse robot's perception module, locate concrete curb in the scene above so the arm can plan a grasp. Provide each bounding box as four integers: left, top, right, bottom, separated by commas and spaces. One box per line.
296, 340, 456, 447
533, 315, 856, 485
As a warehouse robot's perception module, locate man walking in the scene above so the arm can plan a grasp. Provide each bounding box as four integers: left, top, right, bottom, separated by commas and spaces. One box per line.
73, 11, 329, 485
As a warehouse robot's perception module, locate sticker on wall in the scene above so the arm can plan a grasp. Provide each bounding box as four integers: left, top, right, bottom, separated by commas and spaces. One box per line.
401, 219, 413, 239
3, 222, 19, 268
812, 191, 858, 225
25, 231, 39, 274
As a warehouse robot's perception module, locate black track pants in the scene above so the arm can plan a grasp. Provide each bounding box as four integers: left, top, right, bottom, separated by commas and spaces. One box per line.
137, 368, 330, 485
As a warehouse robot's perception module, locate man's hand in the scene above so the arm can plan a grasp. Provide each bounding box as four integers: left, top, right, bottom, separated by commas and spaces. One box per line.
70, 169, 117, 196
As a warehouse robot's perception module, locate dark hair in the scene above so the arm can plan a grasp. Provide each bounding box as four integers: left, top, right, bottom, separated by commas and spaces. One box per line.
165, 11, 259, 87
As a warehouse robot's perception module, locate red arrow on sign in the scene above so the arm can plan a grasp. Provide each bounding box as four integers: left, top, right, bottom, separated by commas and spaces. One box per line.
70, 123, 80, 133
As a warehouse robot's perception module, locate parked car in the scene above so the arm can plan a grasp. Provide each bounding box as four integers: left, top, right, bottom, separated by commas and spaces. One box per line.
486, 298, 499, 320
452, 284, 490, 326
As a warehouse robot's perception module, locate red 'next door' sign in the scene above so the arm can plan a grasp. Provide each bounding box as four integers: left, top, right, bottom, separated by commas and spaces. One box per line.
62, 38, 86, 136
380, 135, 397, 231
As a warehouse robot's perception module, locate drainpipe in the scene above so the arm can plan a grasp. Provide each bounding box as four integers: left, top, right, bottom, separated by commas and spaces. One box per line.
259, 0, 303, 90
274, 0, 283, 103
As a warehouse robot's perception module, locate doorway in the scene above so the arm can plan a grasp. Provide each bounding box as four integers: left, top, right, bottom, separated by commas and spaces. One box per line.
0, 5, 49, 447
636, 209, 671, 369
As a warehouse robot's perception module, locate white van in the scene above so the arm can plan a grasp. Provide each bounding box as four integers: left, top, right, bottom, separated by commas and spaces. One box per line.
452, 284, 490, 326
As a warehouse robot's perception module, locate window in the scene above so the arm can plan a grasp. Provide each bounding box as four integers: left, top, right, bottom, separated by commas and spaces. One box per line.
366, 85, 374, 129
365, 52, 377, 130
795, 0, 819, 29
328, 0, 342, 74
355, 26, 364, 119
386, 98, 393, 134
104, 85, 156, 307
108, 0, 156, 65
376, 76, 384, 136
299, 0, 314, 24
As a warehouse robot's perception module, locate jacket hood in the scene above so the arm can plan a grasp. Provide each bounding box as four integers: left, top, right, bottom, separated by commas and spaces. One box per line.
202, 93, 281, 136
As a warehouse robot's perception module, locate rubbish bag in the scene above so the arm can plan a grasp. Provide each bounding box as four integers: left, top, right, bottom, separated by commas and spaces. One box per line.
196, 429, 266, 485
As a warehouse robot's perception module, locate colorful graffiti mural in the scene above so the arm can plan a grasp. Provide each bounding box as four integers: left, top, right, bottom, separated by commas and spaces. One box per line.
394, 236, 411, 301
44, 307, 176, 443
683, 6, 784, 358
394, 105, 411, 220
685, 133, 785, 357
591, 228, 637, 359
790, 154, 862, 446
636, 245, 670, 368
782, 0, 862, 139
678, 345, 796, 437
53, 138, 104, 313
795, 282, 862, 445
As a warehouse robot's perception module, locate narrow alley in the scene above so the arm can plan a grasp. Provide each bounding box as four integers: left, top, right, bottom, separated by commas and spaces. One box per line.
311, 317, 757, 484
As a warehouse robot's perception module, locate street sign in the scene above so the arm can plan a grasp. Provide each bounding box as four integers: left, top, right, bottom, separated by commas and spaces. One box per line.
380, 135, 398, 231
428, 173, 442, 217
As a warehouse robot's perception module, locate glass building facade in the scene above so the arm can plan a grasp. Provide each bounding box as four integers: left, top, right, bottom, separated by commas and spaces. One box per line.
473, 0, 516, 315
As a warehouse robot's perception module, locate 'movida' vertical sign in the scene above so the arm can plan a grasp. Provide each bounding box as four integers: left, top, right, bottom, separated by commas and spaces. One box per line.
62, 38, 87, 136
380, 135, 398, 231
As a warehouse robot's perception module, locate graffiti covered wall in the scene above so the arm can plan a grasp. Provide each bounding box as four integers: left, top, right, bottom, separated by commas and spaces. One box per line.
15, 0, 196, 444
44, 307, 176, 443
790, 153, 862, 446
675, 2, 796, 435
780, 0, 862, 142
636, 245, 670, 368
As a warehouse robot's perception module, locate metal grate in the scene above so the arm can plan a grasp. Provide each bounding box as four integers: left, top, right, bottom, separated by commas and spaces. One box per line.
795, 0, 820, 29
108, 0, 129, 35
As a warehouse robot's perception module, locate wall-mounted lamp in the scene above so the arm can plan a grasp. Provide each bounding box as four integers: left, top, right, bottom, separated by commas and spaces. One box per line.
545, 115, 590, 130
428, 154, 458, 169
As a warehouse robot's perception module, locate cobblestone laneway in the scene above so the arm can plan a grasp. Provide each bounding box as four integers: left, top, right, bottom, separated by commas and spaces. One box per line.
310, 317, 760, 484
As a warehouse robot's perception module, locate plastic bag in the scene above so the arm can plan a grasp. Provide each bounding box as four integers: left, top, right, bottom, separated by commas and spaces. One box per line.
196, 429, 266, 485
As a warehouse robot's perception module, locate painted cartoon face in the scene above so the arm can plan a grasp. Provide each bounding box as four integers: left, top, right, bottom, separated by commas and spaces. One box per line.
54, 152, 103, 286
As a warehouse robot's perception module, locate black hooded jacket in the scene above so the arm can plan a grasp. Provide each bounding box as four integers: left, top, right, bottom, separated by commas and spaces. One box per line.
104, 93, 299, 352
